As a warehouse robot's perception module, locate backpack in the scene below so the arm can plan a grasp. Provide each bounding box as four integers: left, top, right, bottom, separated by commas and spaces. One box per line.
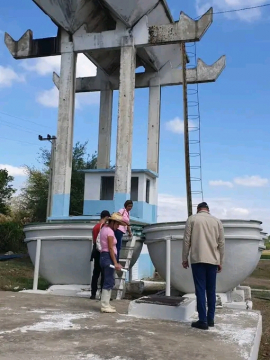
96, 224, 103, 252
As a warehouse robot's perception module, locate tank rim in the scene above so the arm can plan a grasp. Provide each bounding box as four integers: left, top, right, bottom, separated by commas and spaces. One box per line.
143, 219, 263, 229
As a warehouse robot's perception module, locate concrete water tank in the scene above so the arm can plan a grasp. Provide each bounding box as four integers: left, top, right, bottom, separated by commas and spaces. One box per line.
24, 222, 143, 285
144, 220, 265, 294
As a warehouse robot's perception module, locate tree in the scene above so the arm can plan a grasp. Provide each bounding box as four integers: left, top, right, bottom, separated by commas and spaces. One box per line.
0, 169, 16, 215
19, 142, 97, 222
19, 167, 49, 222
70, 142, 97, 216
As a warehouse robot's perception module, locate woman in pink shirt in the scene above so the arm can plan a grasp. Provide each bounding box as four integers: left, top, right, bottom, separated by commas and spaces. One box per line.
99, 212, 127, 313
115, 200, 133, 262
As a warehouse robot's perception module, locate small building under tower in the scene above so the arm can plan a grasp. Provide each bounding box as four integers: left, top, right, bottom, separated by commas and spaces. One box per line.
82, 169, 158, 224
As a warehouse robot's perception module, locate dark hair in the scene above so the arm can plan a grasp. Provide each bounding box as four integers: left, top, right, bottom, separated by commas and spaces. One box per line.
100, 210, 110, 219
197, 202, 209, 210
124, 200, 133, 208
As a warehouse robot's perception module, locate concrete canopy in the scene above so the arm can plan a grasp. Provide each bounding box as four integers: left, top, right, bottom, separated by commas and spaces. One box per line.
31, 0, 184, 75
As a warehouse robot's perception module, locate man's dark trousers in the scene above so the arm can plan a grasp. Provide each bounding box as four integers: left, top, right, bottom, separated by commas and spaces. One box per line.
191, 263, 218, 324
91, 249, 104, 296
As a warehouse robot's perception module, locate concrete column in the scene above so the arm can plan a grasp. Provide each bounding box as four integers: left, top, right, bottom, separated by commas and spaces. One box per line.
114, 37, 136, 209
97, 85, 113, 169
147, 78, 161, 174
51, 29, 77, 217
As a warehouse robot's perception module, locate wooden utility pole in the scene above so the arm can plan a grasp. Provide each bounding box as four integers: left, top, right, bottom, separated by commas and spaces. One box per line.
38, 134, 57, 220
181, 43, 193, 217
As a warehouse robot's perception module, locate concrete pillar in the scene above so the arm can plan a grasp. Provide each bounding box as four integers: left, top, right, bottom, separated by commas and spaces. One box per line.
114, 37, 136, 209
97, 85, 113, 169
147, 78, 161, 174
51, 29, 77, 217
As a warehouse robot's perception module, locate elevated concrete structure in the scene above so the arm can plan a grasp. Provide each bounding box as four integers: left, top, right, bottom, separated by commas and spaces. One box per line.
4, 1, 226, 282
4, 2, 225, 220
23, 222, 145, 285
144, 220, 265, 294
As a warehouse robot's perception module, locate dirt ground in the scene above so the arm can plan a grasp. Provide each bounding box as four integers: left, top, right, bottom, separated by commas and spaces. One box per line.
243, 261, 270, 290
0, 257, 49, 291
254, 296, 270, 360
244, 261, 270, 360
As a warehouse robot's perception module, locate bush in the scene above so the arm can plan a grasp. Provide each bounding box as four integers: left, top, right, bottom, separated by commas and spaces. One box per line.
0, 220, 26, 254
266, 242, 270, 250
261, 255, 270, 260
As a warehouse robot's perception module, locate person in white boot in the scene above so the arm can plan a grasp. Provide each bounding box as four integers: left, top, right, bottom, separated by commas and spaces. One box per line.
99, 212, 127, 313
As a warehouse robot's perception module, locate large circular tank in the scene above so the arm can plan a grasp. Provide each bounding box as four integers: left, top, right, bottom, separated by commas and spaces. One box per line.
24, 222, 144, 285
144, 220, 265, 294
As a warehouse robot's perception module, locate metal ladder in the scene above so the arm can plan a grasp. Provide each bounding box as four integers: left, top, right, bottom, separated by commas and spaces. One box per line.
114, 235, 137, 300
185, 42, 204, 209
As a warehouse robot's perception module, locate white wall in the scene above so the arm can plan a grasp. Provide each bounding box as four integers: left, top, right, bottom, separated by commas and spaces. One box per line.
84, 173, 101, 200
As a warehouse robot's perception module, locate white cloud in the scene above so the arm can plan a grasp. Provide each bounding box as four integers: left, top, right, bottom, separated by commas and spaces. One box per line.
36, 87, 59, 108
157, 193, 269, 232
196, 0, 268, 22
36, 87, 100, 109
21, 54, 96, 77
230, 207, 250, 216
0, 65, 25, 88
234, 175, 268, 187
165, 117, 196, 134
209, 180, 234, 188
25, 54, 99, 109
0, 164, 26, 177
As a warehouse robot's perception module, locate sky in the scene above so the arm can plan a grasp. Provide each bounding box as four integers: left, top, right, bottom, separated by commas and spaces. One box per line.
0, 0, 270, 232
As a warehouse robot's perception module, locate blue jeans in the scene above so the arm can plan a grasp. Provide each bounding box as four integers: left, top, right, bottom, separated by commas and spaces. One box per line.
100, 252, 115, 290
191, 263, 218, 323
114, 229, 124, 262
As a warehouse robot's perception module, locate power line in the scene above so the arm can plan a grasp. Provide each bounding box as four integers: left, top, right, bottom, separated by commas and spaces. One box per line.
0, 111, 51, 129
0, 136, 40, 146
213, 3, 270, 15
196, 3, 270, 19
0, 117, 40, 135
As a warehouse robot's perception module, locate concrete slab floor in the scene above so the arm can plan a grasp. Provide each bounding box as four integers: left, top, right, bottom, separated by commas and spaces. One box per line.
0, 291, 261, 360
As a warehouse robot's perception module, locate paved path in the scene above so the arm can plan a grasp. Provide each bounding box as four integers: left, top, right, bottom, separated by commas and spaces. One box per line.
0, 292, 261, 360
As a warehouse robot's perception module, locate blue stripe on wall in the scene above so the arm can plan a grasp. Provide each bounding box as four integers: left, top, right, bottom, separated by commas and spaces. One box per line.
114, 193, 130, 211
137, 253, 155, 279
51, 194, 70, 217
83, 200, 157, 224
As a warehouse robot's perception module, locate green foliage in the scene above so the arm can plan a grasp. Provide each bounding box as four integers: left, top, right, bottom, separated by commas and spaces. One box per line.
0, 169, 16, 215
261, 255, 270, 260
18, 141, 97, 222
70, 142, 97, 216
0, 220, 26, 253
19, 167, 49, 223
0, 257, 50, 291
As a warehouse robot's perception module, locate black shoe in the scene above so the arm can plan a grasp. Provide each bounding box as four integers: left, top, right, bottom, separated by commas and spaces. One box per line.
208, 320, 214, 327
191, 321, 209, 330
90, 294, 96, 300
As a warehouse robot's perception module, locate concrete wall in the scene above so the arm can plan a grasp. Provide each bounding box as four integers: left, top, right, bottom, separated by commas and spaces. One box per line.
83, 170, 158, 223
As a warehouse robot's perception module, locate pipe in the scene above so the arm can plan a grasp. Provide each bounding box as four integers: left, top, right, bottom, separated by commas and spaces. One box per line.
166, 236, 171, 296
33, 238, 41, 291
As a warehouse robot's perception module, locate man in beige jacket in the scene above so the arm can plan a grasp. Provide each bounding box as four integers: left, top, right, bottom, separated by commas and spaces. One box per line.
182, 202, 225, 330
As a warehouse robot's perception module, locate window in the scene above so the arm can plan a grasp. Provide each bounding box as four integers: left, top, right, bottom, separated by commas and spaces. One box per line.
146, 179, 150, 203
100, 176, 114, 200
131, 177, 139, 201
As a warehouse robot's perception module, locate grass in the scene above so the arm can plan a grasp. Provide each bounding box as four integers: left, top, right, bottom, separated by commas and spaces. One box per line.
244, 261, 270, 360
0, 256, 50, 291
